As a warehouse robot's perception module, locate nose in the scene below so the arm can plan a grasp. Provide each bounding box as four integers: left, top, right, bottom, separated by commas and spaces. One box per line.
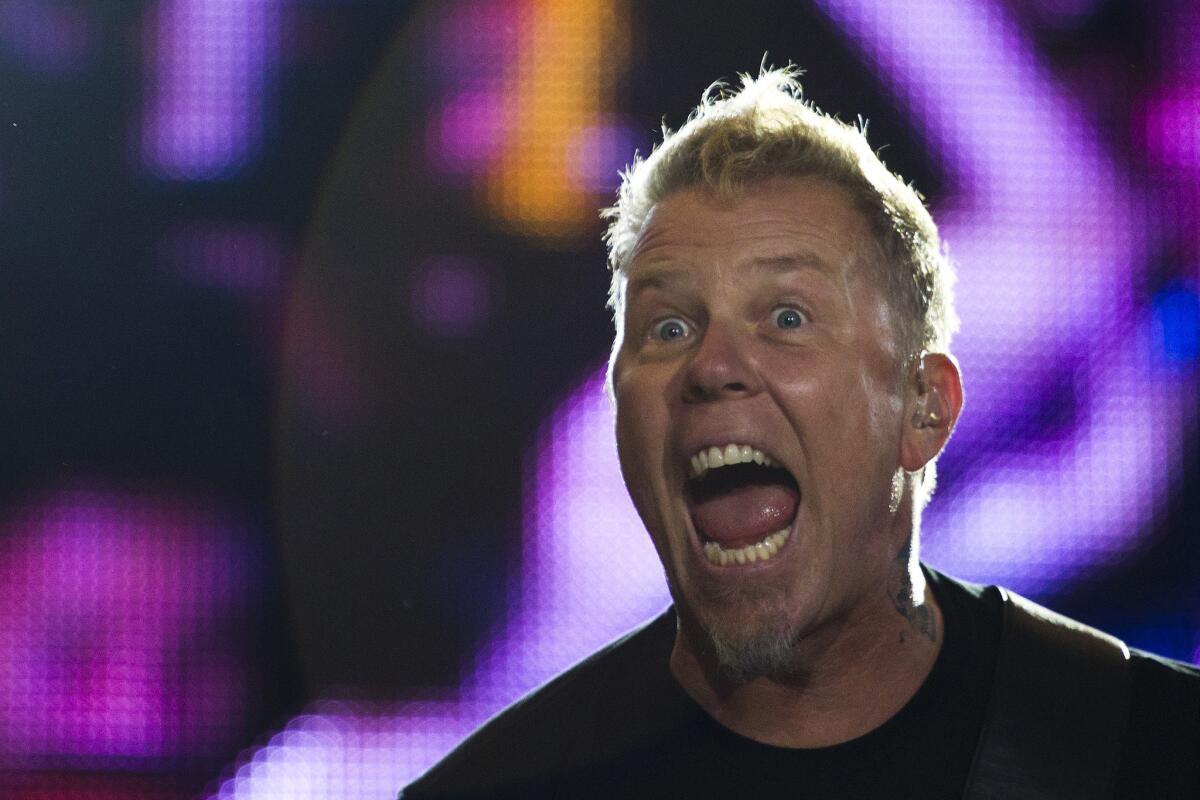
681, 321, 762, 403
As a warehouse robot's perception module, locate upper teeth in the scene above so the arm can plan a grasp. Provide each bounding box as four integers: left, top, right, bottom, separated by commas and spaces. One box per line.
689, 443, 776, 479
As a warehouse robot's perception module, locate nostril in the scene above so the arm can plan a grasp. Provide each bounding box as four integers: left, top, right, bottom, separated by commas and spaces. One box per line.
682, 378, 754, 404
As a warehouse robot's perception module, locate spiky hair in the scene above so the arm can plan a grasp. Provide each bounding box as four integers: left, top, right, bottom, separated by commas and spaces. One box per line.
602, 66, 958, 359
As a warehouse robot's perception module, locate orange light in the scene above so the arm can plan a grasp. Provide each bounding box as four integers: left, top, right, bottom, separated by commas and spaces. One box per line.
482, 0, 630, 245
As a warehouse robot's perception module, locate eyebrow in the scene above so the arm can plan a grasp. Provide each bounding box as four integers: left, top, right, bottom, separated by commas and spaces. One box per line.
625, 251, 833, 300
746, 252, 833, 276
624, 267, 689, 300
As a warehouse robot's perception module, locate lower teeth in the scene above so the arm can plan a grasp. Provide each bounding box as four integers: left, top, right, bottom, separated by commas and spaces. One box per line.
703, 527, 791, 566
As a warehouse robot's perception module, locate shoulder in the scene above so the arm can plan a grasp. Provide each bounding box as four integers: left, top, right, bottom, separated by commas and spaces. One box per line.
1126, 646, 1200, 734
929, 564, 1200, 798
1129, 645, 1200, 684
400, 607, 684, 799
1118, 647, 1200, 797
922, 564, 1004, 627
1126, 645, 1200, 732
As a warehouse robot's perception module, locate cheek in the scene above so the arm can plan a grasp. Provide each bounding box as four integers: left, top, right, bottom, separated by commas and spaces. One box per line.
614, 375, 670, 508
858, 369, 905, 443
773, 358, 902, 512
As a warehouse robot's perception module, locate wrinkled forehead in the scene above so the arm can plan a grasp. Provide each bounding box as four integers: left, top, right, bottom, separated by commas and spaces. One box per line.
622, 251, 840, 306
615, 180, 889, 305
628, 176, 883, 255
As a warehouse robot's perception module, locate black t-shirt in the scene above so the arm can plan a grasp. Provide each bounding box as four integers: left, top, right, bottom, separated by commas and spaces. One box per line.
525, 569, 1002, 799
402, 568, 1200, 798
403, 569, 1007, 799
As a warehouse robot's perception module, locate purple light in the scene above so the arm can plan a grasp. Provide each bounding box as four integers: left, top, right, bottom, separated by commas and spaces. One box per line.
0, 487, 254, 769
212, 369, 666, 797
1143, 91, 1200, 170
210, 701, 497, 800
426, 0, 524, 80
407, 256, 497, 338
0, 0, 94, 73
141, 0, 279, 180
1030, 0, 1102, 26
160, 222, 288, 295
427, 90, 510, 175
811, 0, 1196, 590
568, 120, 641, 193
213, 0, 1200, 793
422, 0, 525, 179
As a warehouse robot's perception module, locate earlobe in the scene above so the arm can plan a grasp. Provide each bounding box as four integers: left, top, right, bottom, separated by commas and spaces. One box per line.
900, 352, 963, 471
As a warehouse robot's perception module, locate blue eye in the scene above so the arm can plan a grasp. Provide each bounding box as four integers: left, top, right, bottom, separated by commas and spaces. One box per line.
772, 306, 807, 330
653, 318, 691, 341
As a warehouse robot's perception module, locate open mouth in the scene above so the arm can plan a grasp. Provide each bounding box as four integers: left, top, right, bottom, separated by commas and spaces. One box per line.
685, 444, 800, 567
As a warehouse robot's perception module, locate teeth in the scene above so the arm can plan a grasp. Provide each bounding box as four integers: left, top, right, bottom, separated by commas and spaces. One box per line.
702, 528, 791, 567
688, 442, 777, 478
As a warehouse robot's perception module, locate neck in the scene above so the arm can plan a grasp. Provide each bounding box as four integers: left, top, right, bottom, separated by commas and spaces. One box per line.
668, 545, 942, 749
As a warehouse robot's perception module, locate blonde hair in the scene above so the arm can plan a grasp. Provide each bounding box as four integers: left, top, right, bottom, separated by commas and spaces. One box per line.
602, 66, 958, 360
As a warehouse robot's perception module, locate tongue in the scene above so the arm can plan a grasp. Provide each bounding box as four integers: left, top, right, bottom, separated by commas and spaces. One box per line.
691, 483, 798, 546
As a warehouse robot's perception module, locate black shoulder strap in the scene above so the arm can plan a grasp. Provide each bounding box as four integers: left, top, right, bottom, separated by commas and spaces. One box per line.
963, 588, 1131, 800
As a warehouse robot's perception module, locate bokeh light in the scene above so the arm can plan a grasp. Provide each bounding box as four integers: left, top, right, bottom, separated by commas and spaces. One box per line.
160, 222, 288, 296
0, 487, 256, 771
212, 367, 665, 797
141, 0, 280, 180
407, 256, 496, 338
6, 0, 1199, 796
211, 2, 1200, 793
814, 0, 1198, 589
0, 0, 94, 73
423, 0, 632, 243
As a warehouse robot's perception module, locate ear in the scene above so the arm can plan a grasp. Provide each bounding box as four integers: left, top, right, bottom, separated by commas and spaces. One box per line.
900, 352, 964, 472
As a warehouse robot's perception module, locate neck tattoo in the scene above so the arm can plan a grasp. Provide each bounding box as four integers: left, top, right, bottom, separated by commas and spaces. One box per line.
890, 540, 937, 644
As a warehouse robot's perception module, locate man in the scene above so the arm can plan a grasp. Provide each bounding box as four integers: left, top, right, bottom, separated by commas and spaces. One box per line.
402, 69, 1200, 799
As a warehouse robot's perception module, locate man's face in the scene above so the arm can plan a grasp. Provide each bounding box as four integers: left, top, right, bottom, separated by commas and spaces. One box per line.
611, 177, 912, 675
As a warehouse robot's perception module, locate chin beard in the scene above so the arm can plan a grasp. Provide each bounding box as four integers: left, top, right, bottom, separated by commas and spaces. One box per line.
691, 599, 801, 681
705, 616, 804, 684
672, 570, 808, 683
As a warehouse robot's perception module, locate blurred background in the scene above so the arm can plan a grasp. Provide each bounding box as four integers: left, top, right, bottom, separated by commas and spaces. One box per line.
3, 0, 1199, 796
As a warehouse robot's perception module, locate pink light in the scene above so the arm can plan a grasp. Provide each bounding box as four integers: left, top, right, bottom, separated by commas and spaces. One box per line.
0, 488, 253, 768
1143, 92, 1200, 170
423, 0, 525, 179
427, 90, 510, 174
